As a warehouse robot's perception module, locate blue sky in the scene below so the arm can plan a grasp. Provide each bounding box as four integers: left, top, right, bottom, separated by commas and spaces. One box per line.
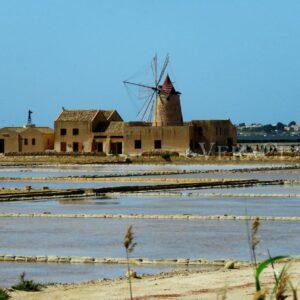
0, 0, 299, 127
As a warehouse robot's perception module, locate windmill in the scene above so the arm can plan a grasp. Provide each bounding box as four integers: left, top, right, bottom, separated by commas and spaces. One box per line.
124, 54, 174, 123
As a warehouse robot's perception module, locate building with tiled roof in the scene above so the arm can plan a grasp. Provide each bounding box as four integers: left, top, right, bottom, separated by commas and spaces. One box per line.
52, 75, 236, 155
54, 108, 123, 153
0, 126, 54, 154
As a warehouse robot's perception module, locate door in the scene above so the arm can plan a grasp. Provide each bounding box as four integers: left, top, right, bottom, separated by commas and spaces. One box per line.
111, 142, 122, 155
60, 142, 66, 152
227, 138, 233, 151
73, 142, 79, 153
0, 139, 4, 153
116, 142, 122, 154
97, 142, 103, 152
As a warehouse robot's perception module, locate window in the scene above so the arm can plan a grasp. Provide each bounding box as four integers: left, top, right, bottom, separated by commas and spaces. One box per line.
32, 138, 36, 145
134, 140, 142, 149
24, 138, 28, 145
73, 128, 79, 135
60, 128, 67, 136
154, 140, 161, 149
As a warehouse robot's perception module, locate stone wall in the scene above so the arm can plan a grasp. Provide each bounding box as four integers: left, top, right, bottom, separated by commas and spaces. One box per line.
123, 124, 190, 155
54, 120, 94, 153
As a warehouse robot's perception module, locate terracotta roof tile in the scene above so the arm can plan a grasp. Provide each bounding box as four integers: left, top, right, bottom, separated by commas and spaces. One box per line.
104, 122, 124, 134
56, 110, 99, 122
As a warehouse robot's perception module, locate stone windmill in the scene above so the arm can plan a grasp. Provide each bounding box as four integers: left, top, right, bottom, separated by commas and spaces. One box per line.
124, 54, 183, 126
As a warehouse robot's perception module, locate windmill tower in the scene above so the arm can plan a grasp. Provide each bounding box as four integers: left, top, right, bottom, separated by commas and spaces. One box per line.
124, 55, 183, 126
153, 74, 183, 126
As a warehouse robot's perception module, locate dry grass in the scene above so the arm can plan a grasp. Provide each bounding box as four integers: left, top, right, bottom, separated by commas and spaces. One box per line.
124, 224, 137, 300
251, 217, 260, 267
1, 154, 300, 165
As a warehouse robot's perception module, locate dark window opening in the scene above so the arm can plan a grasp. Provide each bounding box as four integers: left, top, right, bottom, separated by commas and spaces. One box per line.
0, 139, 4, 153
32, 138, 36, 145
134, 140, 142, 149
73, 128, 79, 135
24, 138, 28, 145
61, 128, 67, 136
73, 142, 79, 153
154, 140, 161, 149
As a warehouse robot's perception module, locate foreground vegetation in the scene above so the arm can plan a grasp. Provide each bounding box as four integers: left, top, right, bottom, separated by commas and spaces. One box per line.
1, 153, 300, 165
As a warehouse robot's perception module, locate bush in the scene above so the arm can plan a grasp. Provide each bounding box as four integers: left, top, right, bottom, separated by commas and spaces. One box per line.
12, 272, 42, 292
0, 288, 10, 300
5, 152, 107, 157
141, 151, 179, 157
161, 153, 171, 161
125, 158, 132, 163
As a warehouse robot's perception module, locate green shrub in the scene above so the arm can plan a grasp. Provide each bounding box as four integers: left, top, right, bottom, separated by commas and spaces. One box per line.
161, 153, 171, 161
142, 151, 179, 157
125, 157, 132, 163
12, 272, 42, 292
0, 288, 10, 300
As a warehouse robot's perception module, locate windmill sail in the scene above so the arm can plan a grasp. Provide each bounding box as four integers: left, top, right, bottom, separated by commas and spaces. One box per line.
123, 54, 183, 126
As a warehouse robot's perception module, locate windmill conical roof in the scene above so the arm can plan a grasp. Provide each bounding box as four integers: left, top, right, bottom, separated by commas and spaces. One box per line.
160, 74, 176, 95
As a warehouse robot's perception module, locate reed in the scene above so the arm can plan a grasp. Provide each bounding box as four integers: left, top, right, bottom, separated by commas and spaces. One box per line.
124, 224, 137, 300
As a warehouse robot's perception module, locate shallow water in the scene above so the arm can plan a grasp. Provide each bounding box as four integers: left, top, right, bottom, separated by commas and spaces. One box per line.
0, 163, 299, 286
153, 170, 300, 180
0, 163, 288, 178
0, 218, 298, 261
0, 262, 210, 287
177, 184, 300, 195
0, 180, 165, 189
0, 193, 300, 217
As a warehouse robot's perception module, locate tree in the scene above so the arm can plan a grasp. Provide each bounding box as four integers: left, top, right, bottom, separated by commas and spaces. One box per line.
288, 121, 296, 127
276, 122, 286, 131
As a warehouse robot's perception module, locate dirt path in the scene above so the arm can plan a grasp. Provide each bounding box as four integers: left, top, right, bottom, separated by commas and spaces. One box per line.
10, 262, 300, 299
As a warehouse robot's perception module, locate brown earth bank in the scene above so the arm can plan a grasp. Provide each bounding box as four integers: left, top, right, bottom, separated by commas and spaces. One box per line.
0, 154, 300, 165
0, 179, 282, 201
9, 262, 300, 299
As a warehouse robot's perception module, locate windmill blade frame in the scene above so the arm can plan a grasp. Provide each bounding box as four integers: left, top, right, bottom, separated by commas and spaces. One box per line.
123, 54, 170, 122
156, 54, 169, 88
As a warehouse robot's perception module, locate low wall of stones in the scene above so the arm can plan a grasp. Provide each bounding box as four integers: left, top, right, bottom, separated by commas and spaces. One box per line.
0, 254, 297, 267
0, 254, 250, 267
110, 191, 300, 198
0, 213, 299, 222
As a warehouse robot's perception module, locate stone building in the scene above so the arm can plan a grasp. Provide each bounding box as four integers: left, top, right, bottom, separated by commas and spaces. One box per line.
0, 126, 54, 154
54, 108, 123, 153
153, 74, 183, 126
52, 76, 236, 155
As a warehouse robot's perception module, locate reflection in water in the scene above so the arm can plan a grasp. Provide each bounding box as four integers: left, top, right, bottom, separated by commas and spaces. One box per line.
58, 196, 119, 206
59, 199, 120, 205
